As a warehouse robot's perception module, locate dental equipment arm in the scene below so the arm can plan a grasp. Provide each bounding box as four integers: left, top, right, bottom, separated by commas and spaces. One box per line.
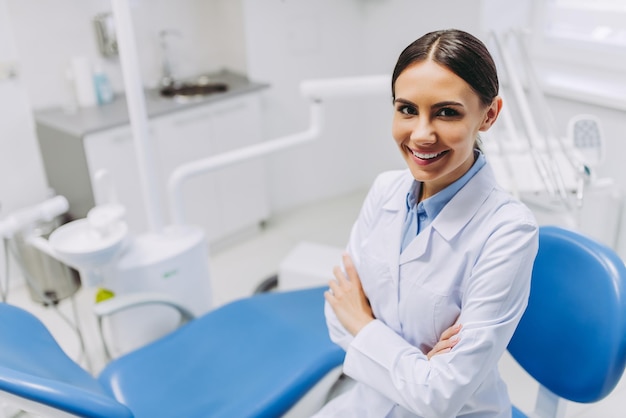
168, 75, 389, 226
299, 75, 389, 100
0, 196, 69, 239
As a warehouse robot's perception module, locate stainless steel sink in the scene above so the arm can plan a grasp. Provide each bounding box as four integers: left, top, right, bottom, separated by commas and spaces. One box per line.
159, 74, 228, 99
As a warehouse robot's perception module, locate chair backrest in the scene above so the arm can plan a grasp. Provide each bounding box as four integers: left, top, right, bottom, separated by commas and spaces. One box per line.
0, 302, 133, 418
508, 225, 626, 403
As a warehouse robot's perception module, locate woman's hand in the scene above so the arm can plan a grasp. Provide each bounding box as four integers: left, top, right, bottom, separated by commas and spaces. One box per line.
325, 253, 375, 336
427, 323, 462, 359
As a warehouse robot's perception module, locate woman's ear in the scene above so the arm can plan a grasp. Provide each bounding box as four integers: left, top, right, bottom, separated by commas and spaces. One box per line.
479, 96, 503, 131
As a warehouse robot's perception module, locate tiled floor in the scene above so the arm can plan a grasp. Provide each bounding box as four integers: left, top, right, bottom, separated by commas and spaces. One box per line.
2, 189, 626, 417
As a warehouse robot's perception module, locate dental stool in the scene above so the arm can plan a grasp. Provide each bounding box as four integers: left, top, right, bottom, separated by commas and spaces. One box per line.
0, 286, 344, 417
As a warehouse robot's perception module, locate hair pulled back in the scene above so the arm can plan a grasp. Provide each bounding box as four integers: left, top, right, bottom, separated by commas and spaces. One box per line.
392, 29, 499, 107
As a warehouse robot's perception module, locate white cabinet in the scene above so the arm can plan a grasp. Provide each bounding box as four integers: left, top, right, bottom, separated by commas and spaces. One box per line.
83, 93, 269, 245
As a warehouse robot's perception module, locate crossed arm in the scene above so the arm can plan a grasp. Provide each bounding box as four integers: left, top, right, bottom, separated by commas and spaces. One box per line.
325, 253, 461, 359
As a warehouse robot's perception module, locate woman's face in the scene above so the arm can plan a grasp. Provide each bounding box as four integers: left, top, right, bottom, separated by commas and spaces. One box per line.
392, 60, 501, 199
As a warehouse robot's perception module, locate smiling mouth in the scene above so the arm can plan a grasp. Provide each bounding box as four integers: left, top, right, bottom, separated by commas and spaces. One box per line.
411, 149, 449, 160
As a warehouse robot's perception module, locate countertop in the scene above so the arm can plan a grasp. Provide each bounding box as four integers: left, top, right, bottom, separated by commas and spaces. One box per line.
34, 70, 269, 138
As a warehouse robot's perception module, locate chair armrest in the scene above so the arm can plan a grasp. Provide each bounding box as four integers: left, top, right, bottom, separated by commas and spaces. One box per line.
93, 292, 196, 324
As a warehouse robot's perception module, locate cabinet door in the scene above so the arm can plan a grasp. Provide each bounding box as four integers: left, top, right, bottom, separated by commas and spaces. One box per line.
84, 93, 269, 245
152, 105, 222, 242
83, 124, 152, 235
209, 94, 269, 239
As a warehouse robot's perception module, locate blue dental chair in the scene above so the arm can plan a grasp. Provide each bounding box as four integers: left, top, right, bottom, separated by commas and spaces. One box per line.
0, 286, 344, 417
509, 226, 626, 417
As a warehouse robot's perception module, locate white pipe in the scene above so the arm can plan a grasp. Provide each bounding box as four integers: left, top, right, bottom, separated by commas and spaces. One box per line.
300, 75, 389, 100
0, 196, 69, 238
168, 100, 324, 226
110, 0, 164, 233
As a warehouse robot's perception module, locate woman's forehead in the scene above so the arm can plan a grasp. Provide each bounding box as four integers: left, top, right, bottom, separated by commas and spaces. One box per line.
394, 60, 479, 105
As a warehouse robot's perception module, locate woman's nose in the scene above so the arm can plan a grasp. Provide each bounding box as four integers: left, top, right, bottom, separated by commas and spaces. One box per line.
409, 117, 436, 144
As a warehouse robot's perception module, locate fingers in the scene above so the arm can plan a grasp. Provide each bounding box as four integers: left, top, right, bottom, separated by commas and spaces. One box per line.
330, 253, 361, 292
332, 265, 345, 283
342, 253, 361, 285
427, 323, 462, 360
427, 335, 460, 359
440, 323, 462, 341
324, 254, 375, 336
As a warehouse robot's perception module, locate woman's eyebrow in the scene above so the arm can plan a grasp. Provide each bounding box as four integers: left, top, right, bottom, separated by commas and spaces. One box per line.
393, 98, 415, 106
433, 100, 464, 108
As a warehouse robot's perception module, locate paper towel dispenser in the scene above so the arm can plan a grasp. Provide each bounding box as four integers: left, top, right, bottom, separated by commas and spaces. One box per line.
93, 13, 118, 58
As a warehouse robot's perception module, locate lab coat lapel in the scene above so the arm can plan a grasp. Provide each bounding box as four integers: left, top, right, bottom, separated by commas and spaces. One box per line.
398, 225, 433, 264
374, 183, 409, 334
380, 185, 408, 285
398, 163, 497, 265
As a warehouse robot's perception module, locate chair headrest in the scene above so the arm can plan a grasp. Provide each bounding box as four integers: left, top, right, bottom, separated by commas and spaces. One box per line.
508, 226, 626, 403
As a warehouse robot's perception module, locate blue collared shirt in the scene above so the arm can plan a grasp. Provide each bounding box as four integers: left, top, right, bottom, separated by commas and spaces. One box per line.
401, 150, 486, 252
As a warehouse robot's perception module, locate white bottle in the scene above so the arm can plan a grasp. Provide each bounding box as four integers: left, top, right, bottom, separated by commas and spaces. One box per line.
69, 56, 97, 108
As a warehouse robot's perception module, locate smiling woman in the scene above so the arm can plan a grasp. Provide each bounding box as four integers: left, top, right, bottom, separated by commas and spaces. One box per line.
389, 30, 502, 200
391, 60, 502, 199
314, 29, 538, 418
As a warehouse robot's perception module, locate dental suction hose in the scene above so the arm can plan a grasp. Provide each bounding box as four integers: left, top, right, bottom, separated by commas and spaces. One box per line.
0, 196, 69, 239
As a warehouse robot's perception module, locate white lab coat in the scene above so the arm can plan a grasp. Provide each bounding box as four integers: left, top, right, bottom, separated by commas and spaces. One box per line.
315, 162, 538, 418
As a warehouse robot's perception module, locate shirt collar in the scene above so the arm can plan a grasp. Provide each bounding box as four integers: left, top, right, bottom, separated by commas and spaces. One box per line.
406, 150, 486, 219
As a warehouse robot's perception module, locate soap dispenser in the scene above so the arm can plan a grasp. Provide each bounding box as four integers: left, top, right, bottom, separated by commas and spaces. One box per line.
93, 65, 114, 105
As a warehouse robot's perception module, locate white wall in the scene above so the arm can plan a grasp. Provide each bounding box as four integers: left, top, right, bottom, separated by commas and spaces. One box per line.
243, 0, 484, 214
242, 0, 372, 214
0, 0, 48, 214
0, 0, 49, 291
6, 0, 246, 110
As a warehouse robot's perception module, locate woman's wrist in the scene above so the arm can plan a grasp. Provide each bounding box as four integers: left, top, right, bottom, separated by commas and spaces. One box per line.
349, 316, 375, 336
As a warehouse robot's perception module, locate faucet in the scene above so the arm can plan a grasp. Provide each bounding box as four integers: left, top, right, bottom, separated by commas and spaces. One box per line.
158, 29, 181, 88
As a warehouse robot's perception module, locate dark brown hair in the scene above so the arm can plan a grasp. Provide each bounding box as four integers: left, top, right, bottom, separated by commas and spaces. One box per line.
392, 29, 499, 107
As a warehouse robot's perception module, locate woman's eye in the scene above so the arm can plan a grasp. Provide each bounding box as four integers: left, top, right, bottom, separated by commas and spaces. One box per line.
397, 105, 417, 115
437, 108, 459, 117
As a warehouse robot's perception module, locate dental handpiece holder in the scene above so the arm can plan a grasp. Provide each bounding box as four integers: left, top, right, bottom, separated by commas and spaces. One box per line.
0, 196, 129, 285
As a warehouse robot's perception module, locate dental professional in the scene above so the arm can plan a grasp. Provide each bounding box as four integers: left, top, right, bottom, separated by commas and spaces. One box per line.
315, 29, 539, 417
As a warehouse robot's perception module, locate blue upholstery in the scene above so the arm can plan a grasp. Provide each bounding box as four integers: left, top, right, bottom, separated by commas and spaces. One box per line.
0, 302, 133, 418
509, 226, 626, 416
511, 405, 526, 418
0, 287, 344, 418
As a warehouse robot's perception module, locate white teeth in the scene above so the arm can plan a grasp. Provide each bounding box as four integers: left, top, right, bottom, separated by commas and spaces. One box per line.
412, 150, 442, 160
